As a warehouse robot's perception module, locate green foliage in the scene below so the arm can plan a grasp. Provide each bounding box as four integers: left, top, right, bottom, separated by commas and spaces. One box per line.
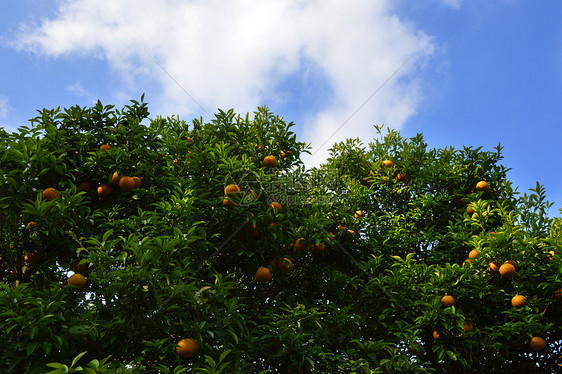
0, 100, 561, 373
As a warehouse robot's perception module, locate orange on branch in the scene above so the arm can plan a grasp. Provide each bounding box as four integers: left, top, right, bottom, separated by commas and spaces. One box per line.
263, 155, 278, 168
468, 249, 479, 259
111, 172, 120, 186
354, 210, 365, 218
268, 201, 282, 214
529, 336, 546, 352
99, 144, 111, 151
278, 258, 293, 274
441, 295, 456, 307
463, 321, 474, 332
475, 181, 489, 192
499, 263, 516, 278
256, 267, 272, 282
222, 198, 237, 208
224, 184, 241, 197
97, 184, 113, 200
176, 338, 198, 358
133, 176, 143, 189
42, 187, 60, 200
68, 273, 87, 288
119, 176, 136, 192
382, 159, 394, 168
511, 295, 526, 308
294, 238, 307, 252
488, 261, 500, 273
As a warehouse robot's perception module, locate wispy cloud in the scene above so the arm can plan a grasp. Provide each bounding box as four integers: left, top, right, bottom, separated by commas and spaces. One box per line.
0, 95, 11, 119
66, 82, 95, 102
442, 0, 461, 9
12, 0, 435, 166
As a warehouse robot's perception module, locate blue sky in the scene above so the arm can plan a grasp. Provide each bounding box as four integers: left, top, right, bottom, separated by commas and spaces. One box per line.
1, 0, 561, 216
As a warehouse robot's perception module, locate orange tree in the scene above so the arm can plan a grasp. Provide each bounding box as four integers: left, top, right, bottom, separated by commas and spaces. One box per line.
0, 98, 560, 373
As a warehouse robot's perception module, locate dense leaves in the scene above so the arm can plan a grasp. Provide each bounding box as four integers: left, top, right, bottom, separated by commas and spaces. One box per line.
0, 98, 561, 373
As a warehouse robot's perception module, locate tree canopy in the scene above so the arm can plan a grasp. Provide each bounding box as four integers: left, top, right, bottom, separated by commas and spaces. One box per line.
1, 97, 561, 373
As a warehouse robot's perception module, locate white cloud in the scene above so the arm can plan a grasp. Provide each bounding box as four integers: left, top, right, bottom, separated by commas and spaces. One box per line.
0, 95, 11, 119
442, 0, 461, 9
66, 82, 95, 102
12, 0, 435, 166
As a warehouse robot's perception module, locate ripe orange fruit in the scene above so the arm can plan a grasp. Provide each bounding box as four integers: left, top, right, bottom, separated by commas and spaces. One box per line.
511, 295, 526, 308
504, 260, 518, 269
396, 173, 406, 182
269, 201, 282, 214
77, 181, 95, 194
263, 155, 278, 168
499, 263, 516, 278
133, 177, 143, 189
99, 144, 112, 151
466, 207, 475, 216
529, 336, 546, 352
441, 295, 456, 307
475, 181, 489, 192
294, 238, 307, 252
224, 184, 241, 197
432, 331, 440, 340
24, 251, 41, 265
42, 187, 60, 200
119, 176, 136, 192
553, 288, 561, 300
463, 321, 474, 332
278, 258, 293, 274
26, 221, 37, 229
222, 198, 237, 208
382, 159, 393, 168
68, 273, 87, 288
97, 184, 113, 199
488, 261, 500, 273
186, 137, 194, 144
111, 172, 120, 186
463, 258, 473, 266
176, 338, 198, 358
256, 267, 272, 282
310, 243, 325, 255
354, 210, 365, 218
468, 249, 479, 259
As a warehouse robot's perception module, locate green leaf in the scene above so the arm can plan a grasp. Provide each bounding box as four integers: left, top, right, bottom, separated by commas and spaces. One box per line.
26, 342, 38, 355
71, 351, 88, 367
46, 362, 68, 369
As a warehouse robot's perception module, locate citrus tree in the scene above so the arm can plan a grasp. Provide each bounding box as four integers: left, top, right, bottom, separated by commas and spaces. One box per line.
0, 97, 560, 373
